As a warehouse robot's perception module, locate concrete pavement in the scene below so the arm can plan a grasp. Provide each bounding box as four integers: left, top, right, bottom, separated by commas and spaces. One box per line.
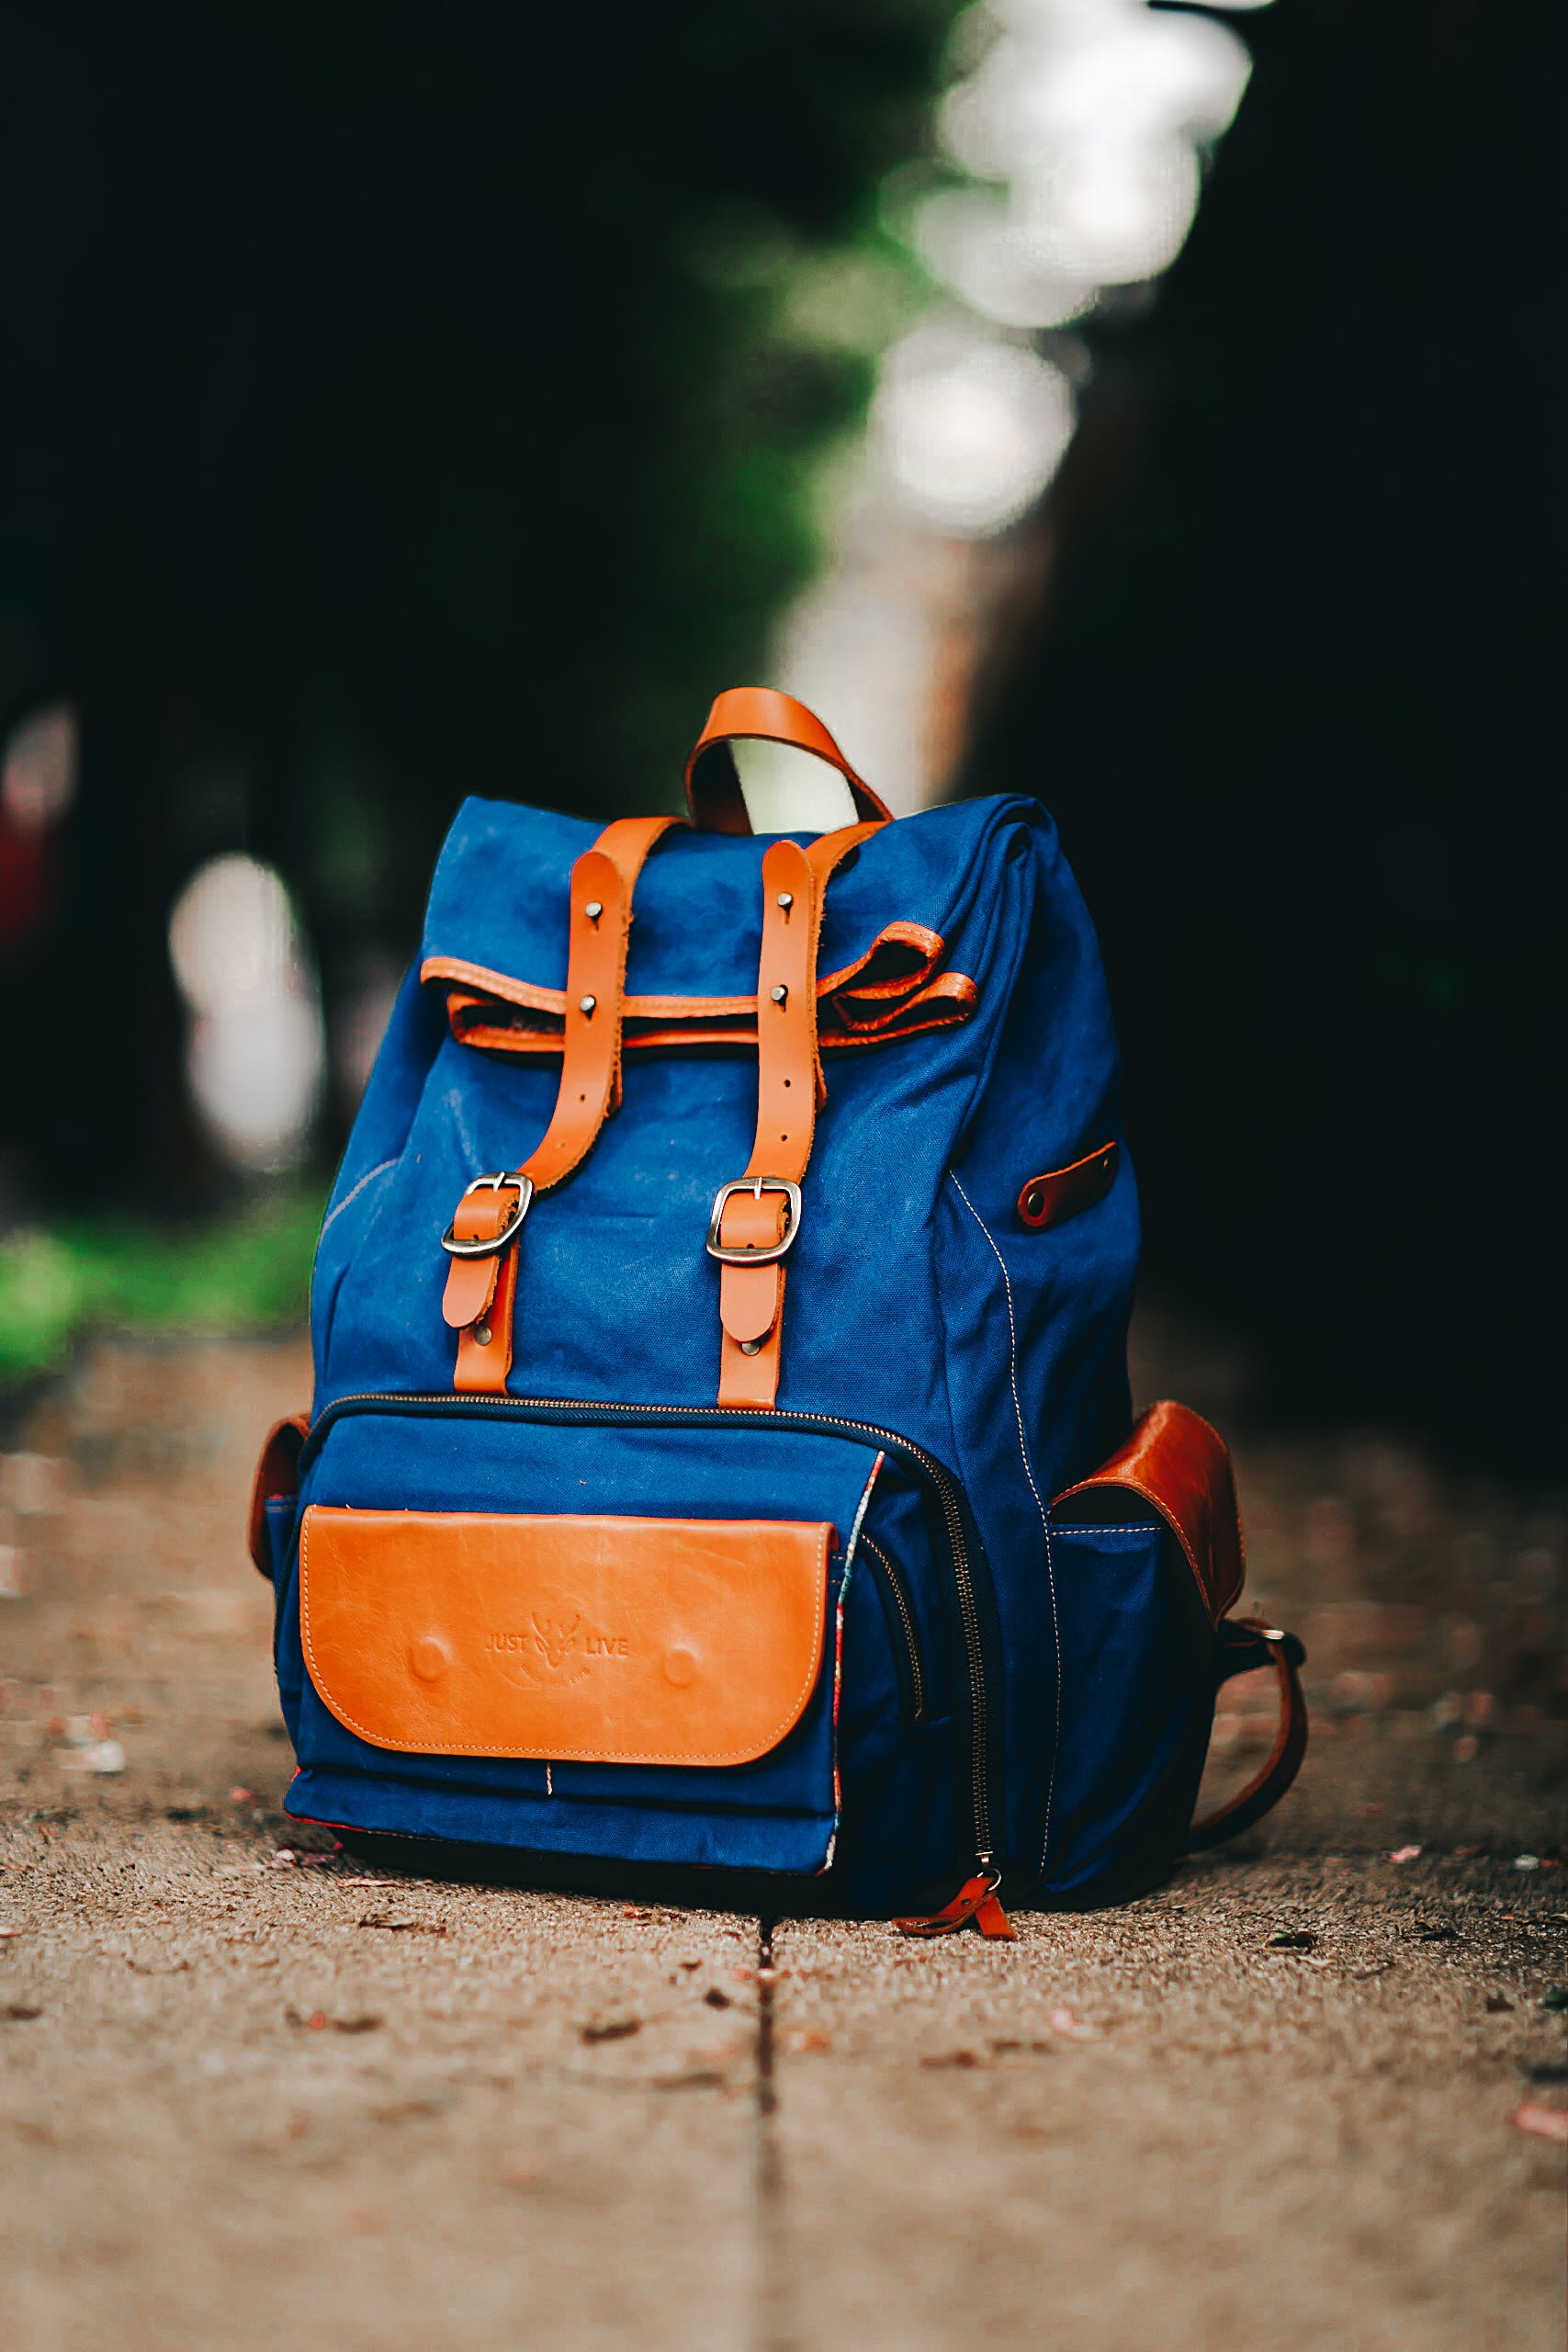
1, 1337, 1562, 2350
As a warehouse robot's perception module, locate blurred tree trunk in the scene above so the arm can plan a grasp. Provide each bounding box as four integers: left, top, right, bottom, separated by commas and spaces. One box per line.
0, 1, 954, 1214
962, 0, 1564, 1473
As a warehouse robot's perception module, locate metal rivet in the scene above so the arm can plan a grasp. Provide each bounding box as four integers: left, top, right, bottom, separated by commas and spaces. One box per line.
1025, 1188, 1044, 1220
584, 899, 604, 923
739, 1340, 761, 1356
578, 994, 597, 1016
770, 983, 788, 1005
775, 891, 794, 911
473, 1322, 492, 1346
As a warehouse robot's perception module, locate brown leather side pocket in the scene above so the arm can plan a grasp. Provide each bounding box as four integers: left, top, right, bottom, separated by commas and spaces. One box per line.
1050, 1399, 1244, 1624
299, 1508, 832, 1768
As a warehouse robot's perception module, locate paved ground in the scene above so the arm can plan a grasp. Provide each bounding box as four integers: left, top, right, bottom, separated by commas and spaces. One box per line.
1, 1333, 1562, 2351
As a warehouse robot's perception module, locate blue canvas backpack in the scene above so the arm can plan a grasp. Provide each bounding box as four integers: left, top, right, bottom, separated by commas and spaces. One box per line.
248, 689, 1307, 1935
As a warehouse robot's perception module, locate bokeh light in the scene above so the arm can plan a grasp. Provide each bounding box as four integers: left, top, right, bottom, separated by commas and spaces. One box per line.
874, 320, 1076, 536
167, 855, 324, 1170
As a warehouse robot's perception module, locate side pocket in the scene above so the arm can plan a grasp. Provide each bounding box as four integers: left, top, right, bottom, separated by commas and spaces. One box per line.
249, 1413, 309, 1735
1038, 1399, 1247, 1902
1040, 1510, 1214, 1900
247, 1415, 308, 1582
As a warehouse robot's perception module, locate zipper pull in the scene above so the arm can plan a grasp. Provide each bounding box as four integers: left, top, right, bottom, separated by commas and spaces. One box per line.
895, 1860, 1016, 1941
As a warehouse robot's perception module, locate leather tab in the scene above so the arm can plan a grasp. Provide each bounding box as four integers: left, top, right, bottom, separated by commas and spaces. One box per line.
443, 1251, 499, 1332
440, 1190, 510, 1329
455, 1246, 517, 1393
717, 1192, 788, 1346
895, 1874, 1015, 1940
973, 1887, 1018, 1939
1017, 1140, 1118, 1231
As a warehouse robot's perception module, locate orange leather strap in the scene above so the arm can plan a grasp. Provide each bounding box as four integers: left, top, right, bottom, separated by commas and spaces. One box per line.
713, 821, 883, 1408
1187, 1619, 1310, 1851
441, 813, 682, 1393
685, 687, 893, 835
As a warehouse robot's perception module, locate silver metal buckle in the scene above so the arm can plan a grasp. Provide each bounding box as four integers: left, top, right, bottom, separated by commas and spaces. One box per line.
705, 1176, 803, 1266
440, 1172, 535, 1258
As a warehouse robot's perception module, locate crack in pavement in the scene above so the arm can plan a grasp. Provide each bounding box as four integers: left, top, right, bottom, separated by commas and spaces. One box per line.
753, 1915, 795, 2352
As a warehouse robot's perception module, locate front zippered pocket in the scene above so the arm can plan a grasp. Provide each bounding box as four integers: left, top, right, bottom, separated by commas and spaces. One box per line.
291, 1389, 998, 1886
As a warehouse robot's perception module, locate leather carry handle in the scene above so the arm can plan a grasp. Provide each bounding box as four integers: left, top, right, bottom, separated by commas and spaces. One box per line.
1186, 1618, 1309, 1851
684, 687, 893, 836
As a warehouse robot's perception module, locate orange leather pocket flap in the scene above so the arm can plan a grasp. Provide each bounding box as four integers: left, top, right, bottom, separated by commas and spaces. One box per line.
299, 1508, 833, 1768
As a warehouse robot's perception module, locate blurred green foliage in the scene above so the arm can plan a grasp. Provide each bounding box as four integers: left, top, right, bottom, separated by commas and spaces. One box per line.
0, 3, 955, 1216
0, 1193, 321, 1388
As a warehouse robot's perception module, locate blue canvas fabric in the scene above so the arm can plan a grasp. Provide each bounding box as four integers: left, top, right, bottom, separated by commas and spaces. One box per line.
265, 785, 1246, 1914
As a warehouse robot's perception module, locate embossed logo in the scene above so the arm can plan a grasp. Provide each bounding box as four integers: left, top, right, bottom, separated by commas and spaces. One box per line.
485, 1613, 629, 1688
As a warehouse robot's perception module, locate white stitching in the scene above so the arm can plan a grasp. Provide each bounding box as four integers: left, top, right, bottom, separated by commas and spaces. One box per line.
1051, 1524, 1160, 1537
320, 1158, 397, 1238
948, 1170, 1062, 1877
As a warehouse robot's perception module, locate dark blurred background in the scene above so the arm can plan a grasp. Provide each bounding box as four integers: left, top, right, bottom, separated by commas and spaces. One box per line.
0, 0, 1561, 1474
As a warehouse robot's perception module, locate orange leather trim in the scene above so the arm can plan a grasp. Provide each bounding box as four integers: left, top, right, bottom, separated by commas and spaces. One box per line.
1052, 1399, 1245, 1623
444, 991, 976, 1058
684, 686, 892, 835
247, 1414, 310, 1578
299, 1507, 834, 1767
1017, 1140, 1119, 1231
423, 922, 976, 1056
440, 1191, 506, 1330
717, 1189, 786, 1347
445, 814, 682, 1395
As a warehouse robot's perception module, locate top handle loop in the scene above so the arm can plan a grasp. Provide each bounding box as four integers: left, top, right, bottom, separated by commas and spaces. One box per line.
684, 687, 893, 836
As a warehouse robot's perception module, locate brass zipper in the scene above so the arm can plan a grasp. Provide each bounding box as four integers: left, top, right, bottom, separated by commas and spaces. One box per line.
857, 1533, 927, 1726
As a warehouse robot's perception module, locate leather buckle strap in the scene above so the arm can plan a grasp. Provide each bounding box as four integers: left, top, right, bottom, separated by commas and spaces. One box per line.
440, 812, 682, 1393
714, 818, 886, 1408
